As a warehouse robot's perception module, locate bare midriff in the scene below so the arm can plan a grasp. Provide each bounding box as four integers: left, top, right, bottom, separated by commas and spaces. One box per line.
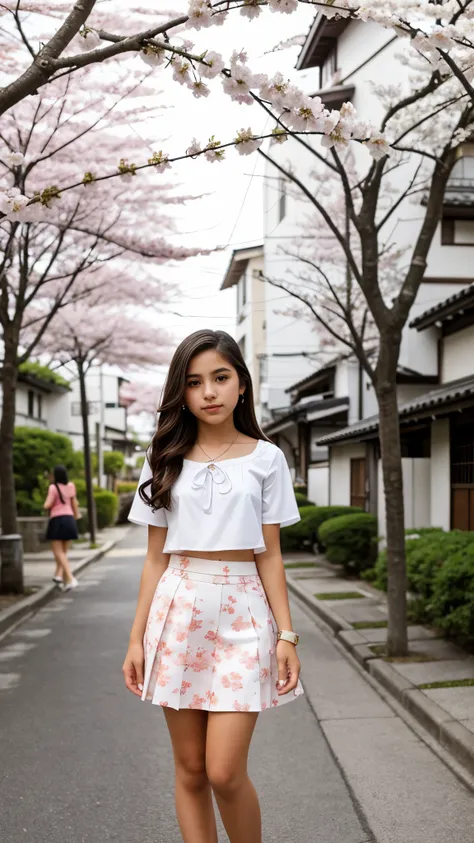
177, 549, 257, 562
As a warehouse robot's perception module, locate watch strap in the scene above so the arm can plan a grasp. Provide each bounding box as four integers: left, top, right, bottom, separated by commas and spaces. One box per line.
277, 629, 299, 645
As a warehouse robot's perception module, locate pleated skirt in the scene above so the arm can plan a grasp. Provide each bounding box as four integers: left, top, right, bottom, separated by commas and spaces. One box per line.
141, 553, 305, 712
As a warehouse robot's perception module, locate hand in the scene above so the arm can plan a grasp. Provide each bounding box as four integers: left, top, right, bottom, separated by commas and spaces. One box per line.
275, 639, 301, 695
122, 641, 145, 697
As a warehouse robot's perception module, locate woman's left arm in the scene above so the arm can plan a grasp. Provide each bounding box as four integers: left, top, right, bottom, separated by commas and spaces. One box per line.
255, 522, 301, 696
43, 484, 56, 512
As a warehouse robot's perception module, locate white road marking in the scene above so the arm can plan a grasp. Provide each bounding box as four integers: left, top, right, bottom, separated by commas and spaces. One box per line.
0, 643, 35, 660
14, 629, 52, 639
0, 673, 21, 690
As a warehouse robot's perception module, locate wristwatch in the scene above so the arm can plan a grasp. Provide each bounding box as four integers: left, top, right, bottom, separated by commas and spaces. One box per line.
277, 629, 300, 646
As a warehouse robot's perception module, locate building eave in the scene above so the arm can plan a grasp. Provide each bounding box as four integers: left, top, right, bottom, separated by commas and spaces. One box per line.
310, 83, 355, 110
316, 374, 474, 446
219, 244, 264, 291
296, 13, 350, 70
262, 395, 349, 436
410, 282, 474, 330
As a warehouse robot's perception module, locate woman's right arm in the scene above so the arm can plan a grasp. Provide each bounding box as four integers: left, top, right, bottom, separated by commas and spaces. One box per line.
122, 525, 169, 697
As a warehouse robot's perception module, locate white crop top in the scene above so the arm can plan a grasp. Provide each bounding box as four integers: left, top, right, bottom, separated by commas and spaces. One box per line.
128, 439, 301, 554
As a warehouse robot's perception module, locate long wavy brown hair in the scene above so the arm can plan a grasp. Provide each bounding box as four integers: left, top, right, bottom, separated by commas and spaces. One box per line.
139, 329, 273, 513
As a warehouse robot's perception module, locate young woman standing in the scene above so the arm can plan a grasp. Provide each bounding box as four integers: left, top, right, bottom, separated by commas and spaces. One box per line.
43, 465, 80, 591
123, 329, 304, 843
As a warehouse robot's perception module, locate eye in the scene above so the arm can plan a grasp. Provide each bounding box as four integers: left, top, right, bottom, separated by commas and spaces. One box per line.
216, 375, 228, 382
187, 379, 199, 387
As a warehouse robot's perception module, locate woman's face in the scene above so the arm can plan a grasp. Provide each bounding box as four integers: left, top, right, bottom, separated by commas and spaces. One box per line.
184, 349, 244, 425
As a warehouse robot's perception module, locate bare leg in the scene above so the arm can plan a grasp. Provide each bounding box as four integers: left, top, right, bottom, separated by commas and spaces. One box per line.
163, 707, 218, 843
206, 712, 261, 843
51, 541, 75, 585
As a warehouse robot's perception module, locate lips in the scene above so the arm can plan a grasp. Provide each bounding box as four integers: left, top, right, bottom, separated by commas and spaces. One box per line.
204, 405, 222, 410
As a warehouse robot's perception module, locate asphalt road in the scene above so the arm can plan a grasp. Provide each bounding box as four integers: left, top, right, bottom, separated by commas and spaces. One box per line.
0, 527, 371, 843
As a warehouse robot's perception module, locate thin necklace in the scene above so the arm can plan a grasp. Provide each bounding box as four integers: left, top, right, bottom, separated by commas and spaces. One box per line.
197, 432, 241, 463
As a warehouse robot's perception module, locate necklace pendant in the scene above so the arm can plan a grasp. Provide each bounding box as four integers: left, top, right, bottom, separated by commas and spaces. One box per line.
209, 464, 215, 471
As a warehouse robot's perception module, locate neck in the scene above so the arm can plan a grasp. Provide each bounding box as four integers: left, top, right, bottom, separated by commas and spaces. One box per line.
195, 418, 240, 448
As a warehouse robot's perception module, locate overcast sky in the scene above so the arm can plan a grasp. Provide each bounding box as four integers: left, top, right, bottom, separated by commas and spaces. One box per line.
117, 1, 315, 396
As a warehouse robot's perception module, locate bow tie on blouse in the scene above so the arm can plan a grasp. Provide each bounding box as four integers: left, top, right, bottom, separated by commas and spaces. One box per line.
191, 462, 232, 514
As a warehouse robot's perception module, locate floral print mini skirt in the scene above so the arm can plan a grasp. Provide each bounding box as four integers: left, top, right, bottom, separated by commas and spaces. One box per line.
140, 554, 305, 712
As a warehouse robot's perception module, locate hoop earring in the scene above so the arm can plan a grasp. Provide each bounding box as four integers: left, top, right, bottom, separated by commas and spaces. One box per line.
182, 404, 186, 410
240, 394, 245, 403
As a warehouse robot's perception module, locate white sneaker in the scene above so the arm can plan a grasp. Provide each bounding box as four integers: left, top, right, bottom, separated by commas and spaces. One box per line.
52, 576, 63, 585
63, 577, 78, 592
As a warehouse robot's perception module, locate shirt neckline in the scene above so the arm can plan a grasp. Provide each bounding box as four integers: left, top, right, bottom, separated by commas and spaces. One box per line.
182, 438, 265, 466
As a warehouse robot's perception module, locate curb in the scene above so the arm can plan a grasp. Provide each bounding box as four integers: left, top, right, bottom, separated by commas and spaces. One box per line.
0, 539, 118, 638
287, 571, 474, 779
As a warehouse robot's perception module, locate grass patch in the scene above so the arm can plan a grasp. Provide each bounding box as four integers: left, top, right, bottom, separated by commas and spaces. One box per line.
369, 643, 439, 662
418, 678, 474, 689
352, 620, 388, 629
314, 590, 365, 600
284, 561, 320, 569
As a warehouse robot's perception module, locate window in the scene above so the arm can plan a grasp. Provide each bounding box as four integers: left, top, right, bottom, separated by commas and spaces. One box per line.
237, 273, 247, 312
320, 45, 337, 89
278, 176, 286, 223
71, 400, 100, 416
28, 390, 34, 418
37, 393, 42, 420
237, 336, 246, 360
441, 218, 474, 245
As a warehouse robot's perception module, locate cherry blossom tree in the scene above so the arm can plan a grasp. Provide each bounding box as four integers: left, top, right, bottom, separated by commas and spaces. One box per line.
2, 0, 473, 649
31, 283, 173, 547
0, 58, 211, 591
255, 44, 474, 654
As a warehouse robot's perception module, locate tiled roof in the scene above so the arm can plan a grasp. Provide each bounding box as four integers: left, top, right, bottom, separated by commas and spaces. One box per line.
316, 375, 474, 445
409, 283, 474, 330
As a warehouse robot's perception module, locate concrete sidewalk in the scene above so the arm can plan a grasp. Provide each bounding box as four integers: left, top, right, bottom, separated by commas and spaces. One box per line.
284, 551, 474, 780
0, 525, 131, 637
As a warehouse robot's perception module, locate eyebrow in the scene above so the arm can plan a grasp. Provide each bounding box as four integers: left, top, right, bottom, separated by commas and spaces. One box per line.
186, 367, 232, 378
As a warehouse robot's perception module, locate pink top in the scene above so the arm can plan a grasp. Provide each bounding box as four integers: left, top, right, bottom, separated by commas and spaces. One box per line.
44, 482, 77, 518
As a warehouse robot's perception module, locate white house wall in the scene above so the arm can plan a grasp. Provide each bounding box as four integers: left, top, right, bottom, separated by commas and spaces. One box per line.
442, 326, 474, 382
430, 419, 451, 530
329, 443, 366, 505
377, 457, 431, 538
308, 464, 329, 506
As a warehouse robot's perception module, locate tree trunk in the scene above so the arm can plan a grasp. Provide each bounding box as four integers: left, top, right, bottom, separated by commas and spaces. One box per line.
0, 331, 24, 594
77, 360, 97, 545
376, 377, 408, 657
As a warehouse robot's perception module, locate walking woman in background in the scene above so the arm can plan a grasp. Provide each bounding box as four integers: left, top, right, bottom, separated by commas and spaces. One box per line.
123, 329, 304, 843
43, 465, 80, 592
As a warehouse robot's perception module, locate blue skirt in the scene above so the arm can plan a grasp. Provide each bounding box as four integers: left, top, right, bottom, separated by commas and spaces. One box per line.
45, 515, 78, 541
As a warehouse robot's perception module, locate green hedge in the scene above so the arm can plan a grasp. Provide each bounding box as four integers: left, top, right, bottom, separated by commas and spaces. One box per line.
318, 513, 378, 574
294, 492, 316, 507
73, 479, 118, 531
430, 547, 474, 641
14, 427, 82, 515
116, 481, 137, 494
362, 529, 474, 644
280, 504, 363, 553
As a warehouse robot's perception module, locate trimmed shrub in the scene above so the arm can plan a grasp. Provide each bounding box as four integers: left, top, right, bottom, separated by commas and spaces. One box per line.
116, 482, 137, 494
117, 493, 135, 525
73, 481, 118, 531
94, 490, 118, 528
104, 451, 125, 478
280, 504, 363, 553
293, 483, 307, 496
14, 426, 77, 514
318, 513, 378, 574
295, 492, 316, 507
367, 530, 474, 595
429, 547, 474, 641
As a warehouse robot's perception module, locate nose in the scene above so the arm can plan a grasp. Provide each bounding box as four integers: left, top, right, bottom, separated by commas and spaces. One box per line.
203, 382, 218, 399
